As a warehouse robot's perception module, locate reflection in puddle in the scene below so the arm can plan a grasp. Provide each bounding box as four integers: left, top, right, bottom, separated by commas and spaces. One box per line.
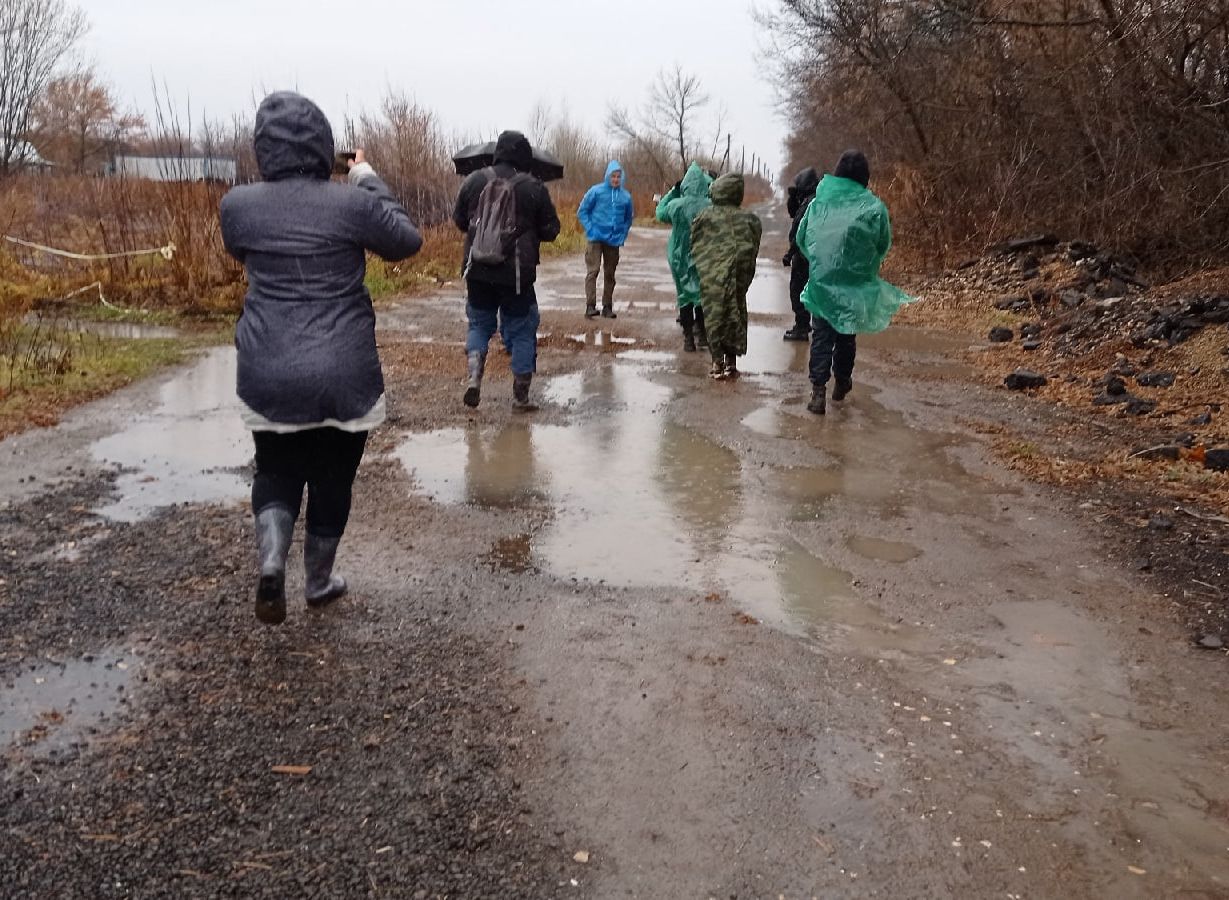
89, 348, 249, 522
847, 535, 922, 563
1, 650, 139, 754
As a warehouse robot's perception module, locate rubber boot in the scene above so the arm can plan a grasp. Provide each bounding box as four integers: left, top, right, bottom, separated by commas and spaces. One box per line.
708, 350, 727, 380
463, 350, 486, 408
724, 353, 740, 380
585, 304, 599, 318
601, 304, 617, 319
807, 385, 827, 415
683, 326, 696, 353
783, 325, 810, 342
304, 533, 347, 608
832, 377, 853, 402
254, 505, 294, 625
512, 373, 538, 412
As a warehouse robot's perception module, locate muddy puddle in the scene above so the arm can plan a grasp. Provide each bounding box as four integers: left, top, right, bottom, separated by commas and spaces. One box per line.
394, 359, 989, 656
89, 347, 249, 522
1, 649, 139, 755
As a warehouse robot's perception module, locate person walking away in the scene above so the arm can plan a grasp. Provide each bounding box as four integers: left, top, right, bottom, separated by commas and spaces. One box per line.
220, 91, 422, 626
655, 162, 713, 352
577, 160, 633, 318
691, 173, 762, 380
796, 150, 914, 415
453, 130, 561, 411
782, 166, 820, 341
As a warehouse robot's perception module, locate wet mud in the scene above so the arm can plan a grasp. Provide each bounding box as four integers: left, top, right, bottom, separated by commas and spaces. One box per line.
2, 206, 1228, 897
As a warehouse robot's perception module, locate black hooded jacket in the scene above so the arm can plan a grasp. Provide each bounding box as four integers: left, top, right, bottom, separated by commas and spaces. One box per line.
220, 91, 422, 425
784, 166, 821, 266
452, 130, 561, 292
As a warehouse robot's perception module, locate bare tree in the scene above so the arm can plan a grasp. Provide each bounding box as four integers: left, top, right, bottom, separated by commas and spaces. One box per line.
0, 0, 86, 175
647, 64, 709, 172
31, 64, 143, 173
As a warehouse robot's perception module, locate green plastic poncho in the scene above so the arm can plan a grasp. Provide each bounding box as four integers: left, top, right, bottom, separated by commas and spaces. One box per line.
796, 174, 915, 334
655, 162, 712, 308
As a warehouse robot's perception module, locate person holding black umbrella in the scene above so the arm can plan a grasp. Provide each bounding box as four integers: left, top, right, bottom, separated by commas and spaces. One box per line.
452, 130, 561, 411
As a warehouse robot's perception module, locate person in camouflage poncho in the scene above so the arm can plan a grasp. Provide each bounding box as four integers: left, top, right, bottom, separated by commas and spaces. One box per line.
691, 173, 762, 380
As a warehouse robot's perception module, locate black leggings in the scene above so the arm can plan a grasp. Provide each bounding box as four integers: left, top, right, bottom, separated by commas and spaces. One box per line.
251, 429, 368, 539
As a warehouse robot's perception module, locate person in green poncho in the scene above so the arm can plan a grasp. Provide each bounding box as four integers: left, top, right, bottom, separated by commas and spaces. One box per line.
691, 172, 763, 380
655, 162, 712, 352
796, 150, 914, 415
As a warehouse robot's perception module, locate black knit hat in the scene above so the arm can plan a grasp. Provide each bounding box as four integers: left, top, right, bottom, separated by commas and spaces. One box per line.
833, 150, 870, 188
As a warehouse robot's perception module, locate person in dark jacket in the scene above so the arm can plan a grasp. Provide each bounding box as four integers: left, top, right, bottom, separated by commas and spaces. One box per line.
782, 166, 820, 341
220, 91, 422, 626
453, 130, 561, 411
577, 160, 633, 318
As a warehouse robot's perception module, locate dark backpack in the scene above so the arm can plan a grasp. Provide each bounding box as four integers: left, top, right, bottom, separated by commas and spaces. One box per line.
467, 167, 532, 268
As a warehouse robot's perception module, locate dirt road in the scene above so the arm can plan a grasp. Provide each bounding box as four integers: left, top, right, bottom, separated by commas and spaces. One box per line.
2, 207, 1228, 898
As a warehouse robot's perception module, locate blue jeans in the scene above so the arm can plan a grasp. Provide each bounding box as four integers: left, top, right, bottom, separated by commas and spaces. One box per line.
809, 314, 856, 386
467, 299, 539, 376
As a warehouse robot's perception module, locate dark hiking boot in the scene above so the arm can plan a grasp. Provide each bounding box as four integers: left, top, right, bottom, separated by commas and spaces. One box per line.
724, 354, 740, 380
695, 321, 709, 350
783, 326, 810, 342
683, 328, 697, 353
254, 505, 294, 625
807, 385, 827, 415
585, 305, 599, 318
463, 350, 486, 408
512, 373, 538, 412
304, 533, 346, 608
601, 306, 617, 319
832, 377, 853, 402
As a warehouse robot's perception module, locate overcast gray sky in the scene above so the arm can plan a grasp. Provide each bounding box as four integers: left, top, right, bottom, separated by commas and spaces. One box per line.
81, 0, 786, 179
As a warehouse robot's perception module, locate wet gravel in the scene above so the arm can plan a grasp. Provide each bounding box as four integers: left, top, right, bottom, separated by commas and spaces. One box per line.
0, 476, 573, 898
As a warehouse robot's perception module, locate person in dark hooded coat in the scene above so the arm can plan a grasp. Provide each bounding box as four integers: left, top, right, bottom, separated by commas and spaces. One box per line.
220, 91, 422, 626
781, 166, 820, 341
452, 130, 561, 411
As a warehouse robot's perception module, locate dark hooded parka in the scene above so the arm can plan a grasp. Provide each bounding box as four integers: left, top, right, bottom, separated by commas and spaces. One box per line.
691, 173, 763, 357
220, 91, 422, 426
452, 130, 561, 300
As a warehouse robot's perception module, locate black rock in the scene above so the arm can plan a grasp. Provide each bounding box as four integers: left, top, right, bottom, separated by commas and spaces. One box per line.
1134, 557, 1153, 572
1171, 432, 1196, 448
1197, 634, 1225, 651
1068, 240, 1098, 261
1106, 376, 1127, 396
1020, 323, 1042, 338
1123, 399, 1157, 416
1136, 371, 1175, 388
1188, 411, 1213, 426
1205, 448, 1229, 472
994, 295, 1025, 311
1005, 369, 1047, 390
1093, 392, 1127, 406
1147, 515, 1175, 530
1022, 340, 1042, 351
989, 327, 1014, 343
1000, 234, 1060, 254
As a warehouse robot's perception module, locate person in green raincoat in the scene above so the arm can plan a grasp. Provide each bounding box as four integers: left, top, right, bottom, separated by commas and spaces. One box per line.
796, 150, 914, 414
655, 162, 712, 352
691, 172, 762, 380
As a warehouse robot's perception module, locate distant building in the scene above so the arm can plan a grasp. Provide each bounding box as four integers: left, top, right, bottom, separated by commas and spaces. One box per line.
105, 154, 237, 184
5, 141, 53, 171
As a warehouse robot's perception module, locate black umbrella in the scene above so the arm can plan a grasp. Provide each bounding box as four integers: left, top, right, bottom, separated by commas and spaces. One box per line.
452, 141, 564, 183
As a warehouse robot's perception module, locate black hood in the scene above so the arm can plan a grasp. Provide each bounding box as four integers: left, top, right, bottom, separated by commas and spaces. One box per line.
254, 91, 334, 182
833, 150, 870, 188
792, 166, 820, 195
493, 130, 533, 172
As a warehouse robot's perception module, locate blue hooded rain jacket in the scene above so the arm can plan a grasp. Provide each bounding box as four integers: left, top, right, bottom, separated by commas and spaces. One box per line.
577, 160, 634, 247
